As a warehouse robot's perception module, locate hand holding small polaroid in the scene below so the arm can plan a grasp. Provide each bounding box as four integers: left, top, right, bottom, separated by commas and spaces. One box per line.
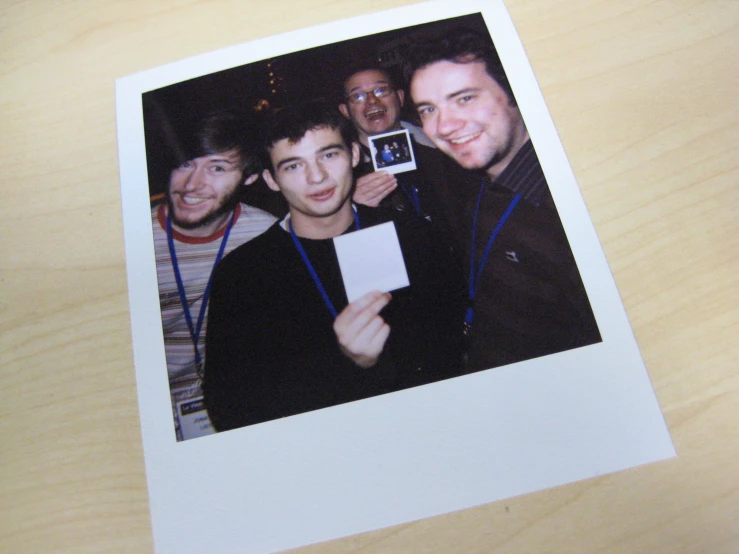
369, 129, 417, 174
333, 221, 410, 302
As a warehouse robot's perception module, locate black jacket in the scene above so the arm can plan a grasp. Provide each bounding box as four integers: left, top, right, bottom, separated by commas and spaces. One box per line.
203, 207, 464, 431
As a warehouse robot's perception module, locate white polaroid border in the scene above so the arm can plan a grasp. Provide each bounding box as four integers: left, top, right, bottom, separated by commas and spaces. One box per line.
369, 129, 417, 174
116, 1, 675, 553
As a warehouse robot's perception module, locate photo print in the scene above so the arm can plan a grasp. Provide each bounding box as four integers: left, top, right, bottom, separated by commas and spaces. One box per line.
139, 8, 606, 441
116, 2, 674, 553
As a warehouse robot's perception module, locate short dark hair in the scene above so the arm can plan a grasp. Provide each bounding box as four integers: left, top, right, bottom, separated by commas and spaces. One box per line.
339, 62, 399, 101
406, 29, 514, 104
262, 102, 357, 171
170, 111, 262, 176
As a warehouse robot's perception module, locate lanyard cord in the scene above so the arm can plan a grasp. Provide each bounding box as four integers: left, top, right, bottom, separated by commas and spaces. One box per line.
466, 183, 521, 327
398, 182, 422, 216
166, 210, 236, 371
289, 209, 360, 320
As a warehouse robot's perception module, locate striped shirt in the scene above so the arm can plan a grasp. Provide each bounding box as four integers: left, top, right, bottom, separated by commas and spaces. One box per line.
462, 139, 600, 371
496, 139, 547, 205
152, 202, 277, 440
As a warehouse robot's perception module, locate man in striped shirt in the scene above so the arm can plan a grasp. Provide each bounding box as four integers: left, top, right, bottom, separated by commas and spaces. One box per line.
151, 112, 276, 440
408, 31, 601, 372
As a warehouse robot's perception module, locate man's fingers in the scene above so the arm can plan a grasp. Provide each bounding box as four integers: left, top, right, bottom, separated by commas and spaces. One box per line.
336, 312, 391, 368
334, 291, 393, 368
363, 170, 394, 185
366, 179, 397, 204
334, 291, 391, 339
355, 172, 390, 193
354, 291, 392, 322
353, 317, 391, 352
370, 321, 391, 352
341, 292, 392, 334
353, 172, 397, 207
348, 290, 391, 313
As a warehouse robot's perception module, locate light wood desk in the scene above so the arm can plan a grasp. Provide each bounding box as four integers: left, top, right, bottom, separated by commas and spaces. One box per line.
1, 1, 737, 552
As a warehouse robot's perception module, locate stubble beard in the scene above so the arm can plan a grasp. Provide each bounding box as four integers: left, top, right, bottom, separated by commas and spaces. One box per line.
168, 189, 239, 231
468, 127, 519, 177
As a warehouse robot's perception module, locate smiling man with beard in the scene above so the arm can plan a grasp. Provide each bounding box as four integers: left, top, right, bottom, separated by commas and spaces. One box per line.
151, 111, 276, 440
408, 30, 601, 372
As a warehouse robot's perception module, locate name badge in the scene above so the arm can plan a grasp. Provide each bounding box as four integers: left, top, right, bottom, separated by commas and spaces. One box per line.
176, 397, 215, 440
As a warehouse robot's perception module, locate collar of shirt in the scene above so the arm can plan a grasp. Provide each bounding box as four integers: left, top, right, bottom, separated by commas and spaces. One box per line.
489, 139, 547, 206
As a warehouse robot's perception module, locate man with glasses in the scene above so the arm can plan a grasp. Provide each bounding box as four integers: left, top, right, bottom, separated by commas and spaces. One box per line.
338, 64, 469, 260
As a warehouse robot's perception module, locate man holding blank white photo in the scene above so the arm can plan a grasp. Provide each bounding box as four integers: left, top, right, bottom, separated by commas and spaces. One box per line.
203, 102, 463, 432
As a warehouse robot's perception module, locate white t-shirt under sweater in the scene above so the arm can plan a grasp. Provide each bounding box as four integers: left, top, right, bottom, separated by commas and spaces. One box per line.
152, 202, 277, 440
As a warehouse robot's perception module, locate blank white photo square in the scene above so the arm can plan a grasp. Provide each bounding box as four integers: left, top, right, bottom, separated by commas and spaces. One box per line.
334, 221, 410, 302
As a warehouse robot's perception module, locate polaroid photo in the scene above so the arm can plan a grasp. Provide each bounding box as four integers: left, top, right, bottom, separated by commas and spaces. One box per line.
369, 129, 417, 174
116, 1, 675, 553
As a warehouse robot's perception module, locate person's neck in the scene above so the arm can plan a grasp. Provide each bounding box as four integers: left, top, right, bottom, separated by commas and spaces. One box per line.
168, 207, 234, 239
289, 204, 354, 240
485, 123, 530, 181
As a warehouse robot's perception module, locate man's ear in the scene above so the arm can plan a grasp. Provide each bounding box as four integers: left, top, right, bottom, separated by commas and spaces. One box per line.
262, 169, 280, 192
243, 173, 259, 186
351, 141, 361, 168
338, 103, 350, 120
396, 88, 405, 107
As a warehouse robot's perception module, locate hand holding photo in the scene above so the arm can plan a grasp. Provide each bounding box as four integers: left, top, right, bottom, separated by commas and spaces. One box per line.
334, 221, 410, 302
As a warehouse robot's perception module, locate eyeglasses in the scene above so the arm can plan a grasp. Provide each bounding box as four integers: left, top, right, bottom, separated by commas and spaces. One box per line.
345, 85, 395, 105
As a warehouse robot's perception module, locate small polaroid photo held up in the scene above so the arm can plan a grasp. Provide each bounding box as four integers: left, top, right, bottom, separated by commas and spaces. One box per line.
369, 129, 417, 174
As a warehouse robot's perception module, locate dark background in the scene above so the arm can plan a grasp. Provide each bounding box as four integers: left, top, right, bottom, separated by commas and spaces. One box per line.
143, 12, 491, 211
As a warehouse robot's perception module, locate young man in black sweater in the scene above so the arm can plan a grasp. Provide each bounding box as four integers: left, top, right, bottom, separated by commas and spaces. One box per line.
203, 102, 463, 433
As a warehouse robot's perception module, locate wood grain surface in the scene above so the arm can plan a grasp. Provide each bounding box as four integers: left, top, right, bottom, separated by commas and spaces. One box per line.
1, 1, 737, 552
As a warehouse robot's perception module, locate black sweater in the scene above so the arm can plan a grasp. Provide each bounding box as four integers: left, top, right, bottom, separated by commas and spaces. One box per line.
203, 208, 464, 431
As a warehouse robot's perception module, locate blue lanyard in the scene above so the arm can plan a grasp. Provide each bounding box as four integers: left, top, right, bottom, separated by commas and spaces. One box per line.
466, 184, 521, 327
398, 182, 422, 216
289, 209, 360, 319
166, 210, 236, 372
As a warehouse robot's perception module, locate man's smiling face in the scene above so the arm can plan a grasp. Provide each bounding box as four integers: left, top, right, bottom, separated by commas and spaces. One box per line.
339, 70, 404, 143
167, 150, 245, 233
411, 59, 526, 178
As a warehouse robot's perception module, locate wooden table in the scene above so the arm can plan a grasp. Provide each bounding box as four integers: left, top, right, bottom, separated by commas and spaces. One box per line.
1, 1, 737, 552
